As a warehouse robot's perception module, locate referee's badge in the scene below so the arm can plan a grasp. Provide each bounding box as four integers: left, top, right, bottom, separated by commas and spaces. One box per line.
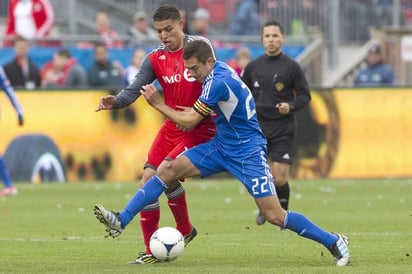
275, 82, 284, 92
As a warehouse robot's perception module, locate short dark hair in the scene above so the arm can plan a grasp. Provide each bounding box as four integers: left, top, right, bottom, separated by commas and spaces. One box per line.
262, 20, 284, 35
153, 5, 181, 22
183, 40, 213, 64
56, 48, 71, 58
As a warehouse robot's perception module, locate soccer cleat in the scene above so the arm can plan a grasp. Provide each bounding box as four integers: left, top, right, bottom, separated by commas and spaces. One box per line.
0, 186, 18, 197
329, 234, 351, 266
128, 252, 161, 265
184, 227, 197, 246
93, 204, 123, 238
255, 210, 266, 225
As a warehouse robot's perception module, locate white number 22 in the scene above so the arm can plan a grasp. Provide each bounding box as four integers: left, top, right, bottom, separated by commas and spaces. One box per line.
251, 177, 269, 195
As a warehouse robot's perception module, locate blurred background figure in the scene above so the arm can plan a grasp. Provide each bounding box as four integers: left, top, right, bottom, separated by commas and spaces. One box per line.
190, 8, 215, 37
354, 43, 396, 86
178, 8, 191, 34
41, 48, 87, 88
95, 11, 124, 48
126, 11, 157, 46
229, 0, 260, 36
4, 0, 55, 47
120, 48, 146, 88
230, 46, 251, 76
0, 66, 24, 197
87, 43, 123, 88
3, 36, 42, 90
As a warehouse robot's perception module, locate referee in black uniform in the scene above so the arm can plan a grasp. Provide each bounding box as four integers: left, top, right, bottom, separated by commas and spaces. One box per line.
242, 20, 311, 225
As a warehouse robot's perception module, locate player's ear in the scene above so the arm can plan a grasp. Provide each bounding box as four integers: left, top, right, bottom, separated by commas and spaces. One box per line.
206, 57, 214, 66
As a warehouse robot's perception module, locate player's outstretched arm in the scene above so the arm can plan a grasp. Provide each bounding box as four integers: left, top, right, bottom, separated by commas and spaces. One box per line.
96, 95, 116, 112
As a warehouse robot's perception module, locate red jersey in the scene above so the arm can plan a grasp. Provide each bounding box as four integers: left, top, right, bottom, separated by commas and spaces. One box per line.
150, 46, 202, 112
114, 35, 216, 168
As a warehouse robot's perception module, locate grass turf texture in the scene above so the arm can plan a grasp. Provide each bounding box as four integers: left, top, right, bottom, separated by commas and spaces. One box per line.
1, 178, 411, 273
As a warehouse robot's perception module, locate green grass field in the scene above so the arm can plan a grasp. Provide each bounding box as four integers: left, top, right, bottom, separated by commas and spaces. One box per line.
1, 178, 411, 273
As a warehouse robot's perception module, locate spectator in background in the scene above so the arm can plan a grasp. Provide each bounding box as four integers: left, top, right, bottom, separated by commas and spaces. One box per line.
0, 66, 24, 197
126, 11, 158, 46
120, 48, 146, 88
3, 36, 41, 90
87, 43, 123, 88
354, 43, 396, 86
41, 48, 87, 88
229, 0, 260, 36
228, 46, 251, 76
190, 8, 215, 37
95, 11, 124, 48
178, 8, 191, 34
4, 0, 55, 47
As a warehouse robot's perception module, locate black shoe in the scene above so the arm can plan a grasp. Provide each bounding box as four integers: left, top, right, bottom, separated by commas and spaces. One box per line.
184, 227, 197, 246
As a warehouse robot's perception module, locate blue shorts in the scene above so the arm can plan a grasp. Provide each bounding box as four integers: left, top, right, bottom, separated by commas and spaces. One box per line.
183, 138, 277, 199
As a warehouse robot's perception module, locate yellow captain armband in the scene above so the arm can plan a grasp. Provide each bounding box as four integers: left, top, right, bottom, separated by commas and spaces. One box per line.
193, 99, 212, 116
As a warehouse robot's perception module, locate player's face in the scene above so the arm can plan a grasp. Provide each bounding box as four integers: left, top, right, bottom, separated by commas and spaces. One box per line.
262, 25, 284, 56
154, 19, 184, 51
184, 56, 214, 83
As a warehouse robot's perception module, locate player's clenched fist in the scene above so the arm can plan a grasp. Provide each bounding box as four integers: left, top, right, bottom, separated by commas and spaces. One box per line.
141, 84, 162, 108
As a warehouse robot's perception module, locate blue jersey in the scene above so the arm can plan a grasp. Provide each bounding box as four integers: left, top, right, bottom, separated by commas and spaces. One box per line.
199, 61, 265, 149
0, 66, 23, 117
186, 61, 275, 199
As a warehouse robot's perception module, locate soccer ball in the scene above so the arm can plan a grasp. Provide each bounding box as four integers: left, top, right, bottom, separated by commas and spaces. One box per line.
149, 227, 185, 261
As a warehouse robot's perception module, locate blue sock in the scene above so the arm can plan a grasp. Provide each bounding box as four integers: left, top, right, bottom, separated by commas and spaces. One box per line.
0, 157, 13, 188
284, 211, 338, 249
119, 175, 167, 229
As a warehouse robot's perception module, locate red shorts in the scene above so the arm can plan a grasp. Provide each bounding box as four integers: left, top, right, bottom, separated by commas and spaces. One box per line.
145, 119, 215, 169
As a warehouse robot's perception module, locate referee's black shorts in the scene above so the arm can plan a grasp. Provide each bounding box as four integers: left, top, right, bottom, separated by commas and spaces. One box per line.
259, 118, 296, 164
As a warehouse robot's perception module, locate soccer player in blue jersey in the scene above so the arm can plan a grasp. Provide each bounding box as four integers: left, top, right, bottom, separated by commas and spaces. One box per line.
94, 40, 351, 266
0, 66, 24, 197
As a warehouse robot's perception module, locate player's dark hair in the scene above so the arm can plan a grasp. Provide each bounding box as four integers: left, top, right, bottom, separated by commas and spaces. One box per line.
153, 5, 181, 22
183, 40, 213, 64
262, 20, 284, 35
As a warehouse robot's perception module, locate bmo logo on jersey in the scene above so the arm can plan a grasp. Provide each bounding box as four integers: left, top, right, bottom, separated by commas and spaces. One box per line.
162, 69, 196, 83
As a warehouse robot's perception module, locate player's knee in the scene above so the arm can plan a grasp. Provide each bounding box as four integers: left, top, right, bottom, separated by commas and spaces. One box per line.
157, 161, 179, 182
274, 176, 287, 186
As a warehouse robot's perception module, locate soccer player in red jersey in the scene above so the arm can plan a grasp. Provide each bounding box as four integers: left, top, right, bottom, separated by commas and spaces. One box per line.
95, 5, 216, 264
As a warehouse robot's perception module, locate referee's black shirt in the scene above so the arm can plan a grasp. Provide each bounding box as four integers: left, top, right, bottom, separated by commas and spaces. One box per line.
242, 52, 311, 121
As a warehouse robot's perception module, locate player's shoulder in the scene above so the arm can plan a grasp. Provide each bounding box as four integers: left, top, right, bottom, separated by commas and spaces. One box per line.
210, 62, 236, 86
186, 34, 211, 43
148, 43, 168, 56
185, 35, 215, 54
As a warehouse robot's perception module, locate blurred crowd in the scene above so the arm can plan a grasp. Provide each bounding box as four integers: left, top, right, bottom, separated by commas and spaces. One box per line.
0, 0, 406, 89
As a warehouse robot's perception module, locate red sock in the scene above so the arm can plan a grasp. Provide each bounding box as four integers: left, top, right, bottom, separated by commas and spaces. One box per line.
168, 192, 192, 236
140, 209, 160, 254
